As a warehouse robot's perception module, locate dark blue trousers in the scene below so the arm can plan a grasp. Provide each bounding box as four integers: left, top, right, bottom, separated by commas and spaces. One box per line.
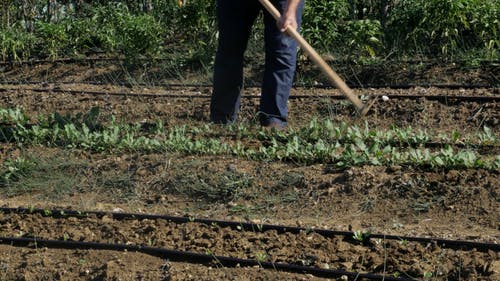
210, 0, 304, 126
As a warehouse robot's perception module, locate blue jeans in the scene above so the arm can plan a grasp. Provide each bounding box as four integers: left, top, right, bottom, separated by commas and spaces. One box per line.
210, 0, 304, 126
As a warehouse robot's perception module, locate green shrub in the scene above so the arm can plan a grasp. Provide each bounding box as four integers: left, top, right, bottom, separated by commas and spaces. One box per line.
387, 0, 500, 56
342, 19, 383, 57
467, 0, 500, 55
176, 0, 216, 39
0, 27, 36, 61
1, 0, 498, 62
174, 0, 217, 66
117, 13, 164, 58
150, 1, 181, 36
302, 1, 384, 57
35, 21, 69, 59
65, 18, 101, 55
302, 0, 350, 51
92, 3, 164, 58
26, 3, 166, 60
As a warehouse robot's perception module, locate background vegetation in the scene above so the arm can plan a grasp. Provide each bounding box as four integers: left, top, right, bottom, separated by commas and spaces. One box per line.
0, 0, 498, 66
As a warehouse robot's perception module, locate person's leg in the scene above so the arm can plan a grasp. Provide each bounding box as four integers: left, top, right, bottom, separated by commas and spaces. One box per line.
211, 0, 261, 124
260, 0, 304, 127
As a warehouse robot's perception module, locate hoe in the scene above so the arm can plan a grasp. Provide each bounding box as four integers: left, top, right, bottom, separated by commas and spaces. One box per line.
259, 0, 376, 116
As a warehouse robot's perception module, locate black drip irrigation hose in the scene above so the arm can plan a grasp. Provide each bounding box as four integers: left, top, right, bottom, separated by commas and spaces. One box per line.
1, 207, 498, 252
367, 94, 500, 103
1, 86, 499, 103
0, 236, 415, 281
0, 57, 115, 65
1, 79, 498, 89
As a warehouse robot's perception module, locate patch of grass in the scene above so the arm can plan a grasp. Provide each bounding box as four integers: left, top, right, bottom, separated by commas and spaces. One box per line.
228, 204, 266, 216
94, 170, 137, 203
264, 191, 300, 207
359, 197, 375, 212
258, 172, 303, 208
170, 169, 253, 204
0, 157, 36, 186
226, 179, 302, 217
277, 172, 306, 189
0, 152, 88, 199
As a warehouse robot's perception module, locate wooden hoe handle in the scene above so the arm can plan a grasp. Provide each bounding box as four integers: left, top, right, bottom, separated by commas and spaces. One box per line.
258, 0, 370, 114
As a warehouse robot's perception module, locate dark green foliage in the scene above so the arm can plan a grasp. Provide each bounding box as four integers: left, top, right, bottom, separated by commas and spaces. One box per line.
0, 27, 36, 61
0, 0, 498, 62
1, 2, 165, 60
386, 0, 500, 56
302, 0, 389, 57
90, 4, 164, 58
341, 19, 383, 57
35, 21, 69, 59
170, 0, 218, 67
176, 0, 216, 39
48, 107, 101, 131
302, 0, 349, 51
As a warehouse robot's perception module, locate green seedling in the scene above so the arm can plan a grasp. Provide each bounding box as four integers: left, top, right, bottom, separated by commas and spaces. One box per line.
399, 239, 409, 246
353, 230, 371, 245
255, 252, 268, 263
2, 107, 498, 170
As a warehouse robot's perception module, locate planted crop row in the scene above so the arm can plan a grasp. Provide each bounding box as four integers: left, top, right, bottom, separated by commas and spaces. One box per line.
1, 108, 497, 147
1, 107, 498, 170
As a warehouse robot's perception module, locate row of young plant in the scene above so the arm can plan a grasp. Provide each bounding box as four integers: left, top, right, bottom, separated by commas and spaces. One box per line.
1, 0, 498, 63
1, 108, 498, 170
1, 107, 497, 148
223, 118, 497, 148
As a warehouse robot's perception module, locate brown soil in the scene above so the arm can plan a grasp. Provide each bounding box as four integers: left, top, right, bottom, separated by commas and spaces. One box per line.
0, 212, 498, 280
0, 62, 499, 280
0, 244, 327, 281
1, 57, 498, 86
1, 82, 498, 132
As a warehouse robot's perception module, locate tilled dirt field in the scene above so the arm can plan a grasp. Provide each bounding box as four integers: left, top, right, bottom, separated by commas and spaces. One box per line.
0, 63, 499, 280
0, 211, 498, 281
1, 243, 335, 281
0, 82, 498, 132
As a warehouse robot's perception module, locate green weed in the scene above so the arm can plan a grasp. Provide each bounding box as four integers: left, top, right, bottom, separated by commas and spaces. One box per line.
93, 169, 138, 203
0, 153, 86, 199
353, 229, 372, 245
171, 170, 253, 203
0, 157, 36, 186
